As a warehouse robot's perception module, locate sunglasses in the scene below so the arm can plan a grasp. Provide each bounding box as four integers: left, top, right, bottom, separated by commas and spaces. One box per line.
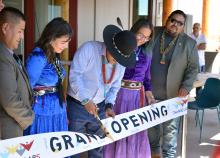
170, 18, 184, 26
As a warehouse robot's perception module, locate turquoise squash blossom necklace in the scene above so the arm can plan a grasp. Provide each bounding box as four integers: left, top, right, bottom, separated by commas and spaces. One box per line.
160, 31, 178, 64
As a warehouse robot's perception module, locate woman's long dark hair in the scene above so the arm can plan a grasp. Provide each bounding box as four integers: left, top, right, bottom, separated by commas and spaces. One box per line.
36, 17, 73, 63
130, 18, 154, 53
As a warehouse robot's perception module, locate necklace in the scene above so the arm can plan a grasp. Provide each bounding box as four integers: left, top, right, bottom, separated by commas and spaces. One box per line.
53, 56, 64, 107
160, 31, 178, 64
102, 51, 116, 97
102, 55, 116, 84
53, 57, 63, 80
135, 47, 141, 61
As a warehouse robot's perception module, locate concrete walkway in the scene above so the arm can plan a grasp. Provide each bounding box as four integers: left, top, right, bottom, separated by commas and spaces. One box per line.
177, 109, 220, 158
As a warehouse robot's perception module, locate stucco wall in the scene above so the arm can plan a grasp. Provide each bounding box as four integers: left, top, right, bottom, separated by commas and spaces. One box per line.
77, 0, 132, 47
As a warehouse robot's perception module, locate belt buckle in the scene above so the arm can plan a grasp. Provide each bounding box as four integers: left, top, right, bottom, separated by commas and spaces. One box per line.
38, 90, 45, 96
121, 81, 125, 86
130, 83, 136, 88
51, 87, 56, 92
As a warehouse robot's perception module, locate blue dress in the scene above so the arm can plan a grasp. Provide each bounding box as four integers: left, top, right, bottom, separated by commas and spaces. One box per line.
25, 47, 68, 134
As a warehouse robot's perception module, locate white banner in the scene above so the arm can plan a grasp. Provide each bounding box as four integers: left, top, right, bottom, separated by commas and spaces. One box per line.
0, 97, 188, 158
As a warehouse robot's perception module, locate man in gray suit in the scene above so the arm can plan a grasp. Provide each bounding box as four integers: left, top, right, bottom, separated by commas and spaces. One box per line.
0, 7, 34, 139
148, 10, 199, 158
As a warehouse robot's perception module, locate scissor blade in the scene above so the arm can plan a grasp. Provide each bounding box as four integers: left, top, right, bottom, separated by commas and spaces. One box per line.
94, 115, 114, 141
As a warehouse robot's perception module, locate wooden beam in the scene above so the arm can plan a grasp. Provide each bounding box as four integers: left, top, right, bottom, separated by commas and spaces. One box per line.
202, 0, 210, 37
69, 0, 78, 60
162, 0, 173, 25
24, 0, 35, 59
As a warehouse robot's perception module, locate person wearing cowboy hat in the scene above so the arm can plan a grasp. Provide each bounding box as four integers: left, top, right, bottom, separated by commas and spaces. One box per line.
67, 24, 137, 158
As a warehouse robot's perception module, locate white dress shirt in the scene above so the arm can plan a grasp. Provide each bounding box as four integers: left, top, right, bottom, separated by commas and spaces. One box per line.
67, 41, 125, 105
190, 33, 207, 66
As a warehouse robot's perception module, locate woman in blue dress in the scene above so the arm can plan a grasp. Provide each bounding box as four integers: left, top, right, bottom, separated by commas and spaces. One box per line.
25, 17, 73, 134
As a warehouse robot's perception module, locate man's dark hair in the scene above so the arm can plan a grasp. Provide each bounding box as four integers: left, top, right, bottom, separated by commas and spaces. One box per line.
0, 7, 25, 23
130, 18, 154, 52
168, 10, 187, 23
130, 18, 154, 39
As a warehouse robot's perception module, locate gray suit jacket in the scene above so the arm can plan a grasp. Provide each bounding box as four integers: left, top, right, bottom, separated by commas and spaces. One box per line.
153, 27, 199, 98
0, 42, 34, 139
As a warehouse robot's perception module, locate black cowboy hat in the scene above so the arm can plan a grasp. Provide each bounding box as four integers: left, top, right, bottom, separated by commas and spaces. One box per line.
103, 25, 137, 68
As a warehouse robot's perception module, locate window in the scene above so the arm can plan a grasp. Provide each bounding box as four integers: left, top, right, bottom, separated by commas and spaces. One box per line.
133, 0, 152, 24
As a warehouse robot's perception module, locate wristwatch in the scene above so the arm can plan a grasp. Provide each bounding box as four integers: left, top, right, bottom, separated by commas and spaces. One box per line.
81, 98, 90, 105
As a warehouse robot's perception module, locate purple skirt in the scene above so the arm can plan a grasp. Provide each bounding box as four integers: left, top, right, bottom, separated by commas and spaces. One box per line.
104, 88, 151, 158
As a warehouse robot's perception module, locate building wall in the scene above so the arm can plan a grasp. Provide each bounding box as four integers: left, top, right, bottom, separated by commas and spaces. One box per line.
77, 0, 132, 47
77, 0, 95, 47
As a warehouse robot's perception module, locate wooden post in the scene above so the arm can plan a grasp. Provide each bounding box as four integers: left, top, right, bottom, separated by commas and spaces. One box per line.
202, 0, 210, 37
162, 0, 173, 25
24, 0, 35, 59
